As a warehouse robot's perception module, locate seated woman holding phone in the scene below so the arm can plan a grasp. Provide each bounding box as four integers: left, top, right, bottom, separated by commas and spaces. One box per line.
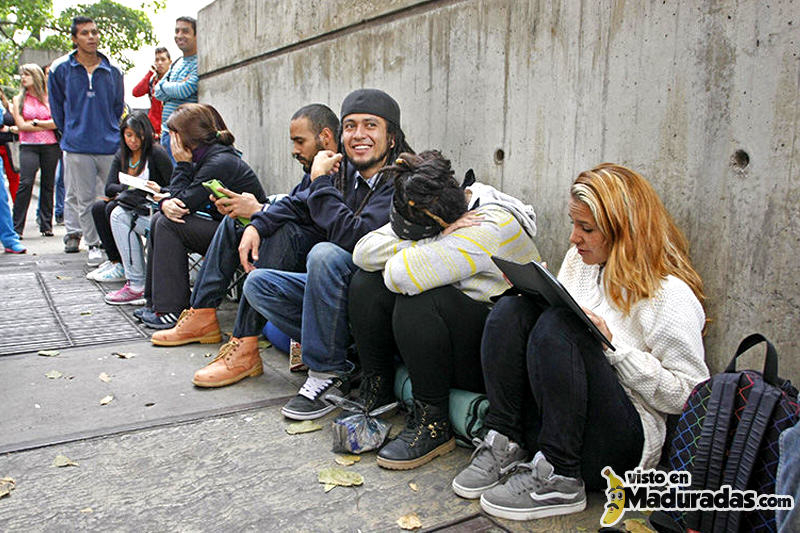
139, 103, 266, 329
452, 163, 709, 522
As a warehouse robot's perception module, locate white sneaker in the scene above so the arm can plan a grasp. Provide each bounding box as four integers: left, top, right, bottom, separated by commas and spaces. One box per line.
87, 245, 105, 267
93, 262, 125, 282
86, 260, 113, 280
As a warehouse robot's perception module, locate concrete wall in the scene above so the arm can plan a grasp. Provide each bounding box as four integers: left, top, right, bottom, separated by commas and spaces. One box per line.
197, 0, 800, 381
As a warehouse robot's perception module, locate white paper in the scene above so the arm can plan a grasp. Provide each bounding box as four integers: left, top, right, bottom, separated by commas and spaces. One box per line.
119, 168, 155, 193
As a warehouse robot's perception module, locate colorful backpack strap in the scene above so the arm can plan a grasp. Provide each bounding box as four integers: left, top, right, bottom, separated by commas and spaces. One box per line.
686, 373, 739, 531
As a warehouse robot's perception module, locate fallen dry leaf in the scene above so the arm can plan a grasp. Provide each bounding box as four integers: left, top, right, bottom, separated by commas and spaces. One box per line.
323, 483, 336, 493
408, 482, 418, 492
79, 310, 92, 316
625, 518, 655, 533
79, 507, 93, 513
0, 477, 15, 499
286, 420, 323, 435
397, 512, 422, 530
45, 370, 63, 379
98, 372, 111, 383
52, 455, 78, 467
318, 467, 363, 488
37, 350, 60, 357
112, 352, 136, 359
257, 339, 272, 349
335, 454, 361, 466
99, 395, 114, 405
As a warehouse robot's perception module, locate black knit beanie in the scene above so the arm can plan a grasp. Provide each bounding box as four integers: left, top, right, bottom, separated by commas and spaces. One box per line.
340, 89, 400, 126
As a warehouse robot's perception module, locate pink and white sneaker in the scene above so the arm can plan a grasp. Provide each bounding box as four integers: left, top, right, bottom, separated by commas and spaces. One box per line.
105, 282, 146, 306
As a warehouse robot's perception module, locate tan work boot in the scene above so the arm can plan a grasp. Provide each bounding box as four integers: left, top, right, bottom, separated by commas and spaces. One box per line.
192, 336, 263, 388
151, 308, 222, 346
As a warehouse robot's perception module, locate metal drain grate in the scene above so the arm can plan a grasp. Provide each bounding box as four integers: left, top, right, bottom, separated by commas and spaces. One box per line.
0, 260, 148, 356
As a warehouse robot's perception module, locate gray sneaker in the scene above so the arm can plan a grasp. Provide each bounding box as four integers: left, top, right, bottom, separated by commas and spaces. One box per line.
452, 430, 527, 499
480, 451, 586, 521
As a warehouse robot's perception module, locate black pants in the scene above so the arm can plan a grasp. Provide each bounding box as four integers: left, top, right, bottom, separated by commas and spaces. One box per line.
145, 212, 219, 313
13, 143, 61, 234
91, 199, 121, 262
481, 295, 644, 490
349, 269, 489, 409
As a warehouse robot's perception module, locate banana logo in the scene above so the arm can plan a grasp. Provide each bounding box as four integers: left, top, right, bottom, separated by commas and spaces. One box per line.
601, 467, 626, 527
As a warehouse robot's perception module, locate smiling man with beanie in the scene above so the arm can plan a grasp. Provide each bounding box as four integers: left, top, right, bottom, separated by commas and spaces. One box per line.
191, 89, 413, 421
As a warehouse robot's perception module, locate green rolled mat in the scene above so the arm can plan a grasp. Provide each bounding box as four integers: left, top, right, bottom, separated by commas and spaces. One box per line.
393, 365, 488, 442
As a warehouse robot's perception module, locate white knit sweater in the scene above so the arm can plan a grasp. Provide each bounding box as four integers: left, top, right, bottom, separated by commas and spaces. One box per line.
557, 246, 709, 469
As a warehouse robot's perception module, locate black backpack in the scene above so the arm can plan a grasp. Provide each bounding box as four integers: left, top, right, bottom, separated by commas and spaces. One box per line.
650, 334, 799, 533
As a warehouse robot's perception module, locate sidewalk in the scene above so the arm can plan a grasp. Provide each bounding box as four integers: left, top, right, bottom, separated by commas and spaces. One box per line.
0, 203, 634, 532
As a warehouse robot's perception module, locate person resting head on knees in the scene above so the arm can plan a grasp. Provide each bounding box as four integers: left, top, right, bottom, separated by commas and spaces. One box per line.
453, 163, 709, 522
139, 103, 266, 330
349, 150, 540, 470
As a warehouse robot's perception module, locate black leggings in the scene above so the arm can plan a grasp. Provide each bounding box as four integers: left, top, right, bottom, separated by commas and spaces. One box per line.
13, 143, 60, 234
91, 199, 121, 262
481, 295, 644, 490
348, 269, 489, 409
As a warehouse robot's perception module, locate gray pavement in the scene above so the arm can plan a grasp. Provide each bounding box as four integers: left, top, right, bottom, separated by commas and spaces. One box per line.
0, 203, 642, 532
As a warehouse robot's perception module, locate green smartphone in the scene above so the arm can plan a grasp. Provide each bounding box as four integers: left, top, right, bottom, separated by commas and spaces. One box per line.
202, 179, 250, 226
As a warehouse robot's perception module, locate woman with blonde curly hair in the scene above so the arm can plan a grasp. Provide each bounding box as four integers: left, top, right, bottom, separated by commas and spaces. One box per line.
452, 163, 709, 522
11, 63, 61, 237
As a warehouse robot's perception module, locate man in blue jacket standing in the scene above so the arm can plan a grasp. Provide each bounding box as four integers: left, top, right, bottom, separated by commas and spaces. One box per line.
48, 16, 124, 263
190, 90, 413, 421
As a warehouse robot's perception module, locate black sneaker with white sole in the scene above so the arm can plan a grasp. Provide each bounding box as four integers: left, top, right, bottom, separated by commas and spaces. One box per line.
281, 370, 351, 420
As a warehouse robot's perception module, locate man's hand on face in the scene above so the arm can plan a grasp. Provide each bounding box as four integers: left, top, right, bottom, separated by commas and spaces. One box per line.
238, 225, 261, 273
310, 150, 343, 181
212, 187, 262, 219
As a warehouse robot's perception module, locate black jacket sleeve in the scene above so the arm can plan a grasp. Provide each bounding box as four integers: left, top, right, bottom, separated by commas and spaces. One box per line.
171, 148, 266, 216
104, 152, 125, 197
305, 175, 393, 252
149, 145, 174, 188
249, 174, 315, 238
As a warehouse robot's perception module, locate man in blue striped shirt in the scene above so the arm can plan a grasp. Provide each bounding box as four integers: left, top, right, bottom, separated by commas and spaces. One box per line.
154, 16, 198, 164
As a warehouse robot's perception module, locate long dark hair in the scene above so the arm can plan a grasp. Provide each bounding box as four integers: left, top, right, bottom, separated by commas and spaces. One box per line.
333, 120, 413, 216
120, 112, 154, 173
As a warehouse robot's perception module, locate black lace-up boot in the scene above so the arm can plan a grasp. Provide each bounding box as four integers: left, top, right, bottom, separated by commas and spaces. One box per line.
376, 400, 455, 470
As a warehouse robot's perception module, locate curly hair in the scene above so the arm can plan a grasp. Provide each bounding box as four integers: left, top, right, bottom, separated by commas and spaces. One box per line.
383, 150, 467, 228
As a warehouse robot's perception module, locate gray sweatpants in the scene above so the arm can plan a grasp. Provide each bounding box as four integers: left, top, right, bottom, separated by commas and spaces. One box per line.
62, 152, 115, 246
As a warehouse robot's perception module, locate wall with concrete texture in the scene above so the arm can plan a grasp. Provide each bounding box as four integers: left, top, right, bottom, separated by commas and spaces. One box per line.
197, 0, 800, 381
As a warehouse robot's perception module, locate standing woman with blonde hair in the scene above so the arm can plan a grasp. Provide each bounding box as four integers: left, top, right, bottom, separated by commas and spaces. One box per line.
452, 163, 709, 522
11, 63, 61, 237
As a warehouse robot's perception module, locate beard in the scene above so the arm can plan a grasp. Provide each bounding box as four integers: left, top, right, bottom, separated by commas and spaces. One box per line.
349, 143, 392, 172
294, 138, 326, 174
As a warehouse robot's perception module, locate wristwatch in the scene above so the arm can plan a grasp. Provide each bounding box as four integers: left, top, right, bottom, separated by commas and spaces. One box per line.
32, 119, 38, 127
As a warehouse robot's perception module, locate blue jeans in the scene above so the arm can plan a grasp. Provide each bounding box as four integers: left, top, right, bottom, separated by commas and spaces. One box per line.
777, 420, 800, 531
110, 206, 149, 287
54, 158, 65, 218
242, 242, 356, 374
0, 156, 22, 248
160, 130, 175, 166
192, 217, 322, 335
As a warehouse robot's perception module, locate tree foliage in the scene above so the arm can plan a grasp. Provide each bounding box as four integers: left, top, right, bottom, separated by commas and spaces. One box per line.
0, 0, 164, 89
